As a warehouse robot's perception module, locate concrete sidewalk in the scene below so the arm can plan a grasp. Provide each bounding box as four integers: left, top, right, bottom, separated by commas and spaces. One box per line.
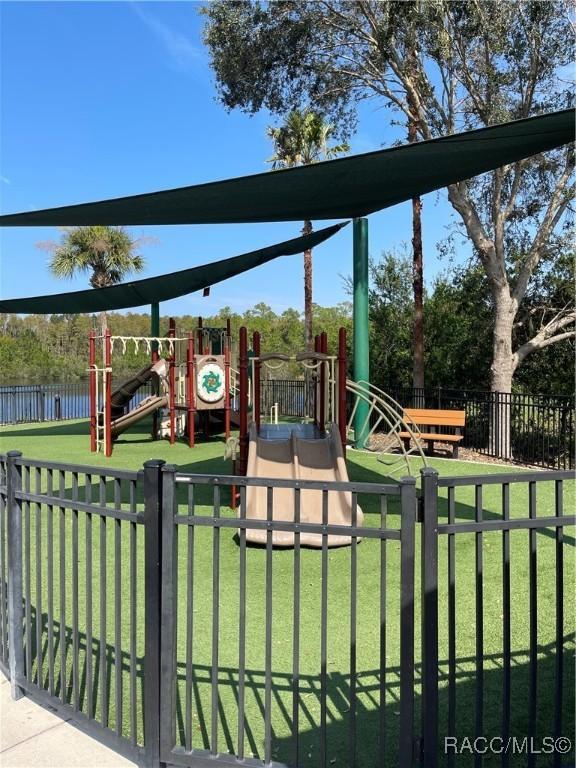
1, 675, 137, 768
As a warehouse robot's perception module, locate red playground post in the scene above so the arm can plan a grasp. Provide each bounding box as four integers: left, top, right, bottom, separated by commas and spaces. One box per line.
186, 332, 195, 448
338, 327, 347, 450
197, 316, 206, 355
238, 326, 249, 476
253, 331, 261, 433
104, 328, 112, 457
89, 331, 96, 452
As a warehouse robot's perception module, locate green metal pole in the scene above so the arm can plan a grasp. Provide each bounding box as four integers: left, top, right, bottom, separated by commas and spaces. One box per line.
353, 217, 370, 448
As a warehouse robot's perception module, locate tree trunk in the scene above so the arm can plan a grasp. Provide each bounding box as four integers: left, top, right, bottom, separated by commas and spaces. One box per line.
411, 194, 425, 395
407, 55, 425, 398
91, 270, 110, 333
489, 289, 516, 459
302, 219, 314, 350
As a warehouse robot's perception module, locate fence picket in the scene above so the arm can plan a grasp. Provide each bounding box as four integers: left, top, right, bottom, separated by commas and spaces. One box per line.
7, 451, 24, 700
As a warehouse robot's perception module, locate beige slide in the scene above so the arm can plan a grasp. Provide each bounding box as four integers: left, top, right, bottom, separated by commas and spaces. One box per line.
110, 394, 168, 439
244, 423, 363, 547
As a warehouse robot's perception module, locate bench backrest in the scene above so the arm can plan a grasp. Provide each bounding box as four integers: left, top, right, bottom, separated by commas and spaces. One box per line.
404, 408, 466, 428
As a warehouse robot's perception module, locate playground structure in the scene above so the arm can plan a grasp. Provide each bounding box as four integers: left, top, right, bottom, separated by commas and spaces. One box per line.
89, 318, 236, 456
229, 325, 427, 546
89, 315, 427, 481
235, 327, 427, 474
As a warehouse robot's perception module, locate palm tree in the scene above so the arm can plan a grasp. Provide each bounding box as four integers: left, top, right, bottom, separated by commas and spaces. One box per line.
39, 226, 148, 327
44, 226, 146, 288
267, 110, 349, 349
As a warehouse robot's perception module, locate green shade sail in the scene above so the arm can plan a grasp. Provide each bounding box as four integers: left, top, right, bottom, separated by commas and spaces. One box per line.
0, 223, 346, 314
0, 110, 572, 227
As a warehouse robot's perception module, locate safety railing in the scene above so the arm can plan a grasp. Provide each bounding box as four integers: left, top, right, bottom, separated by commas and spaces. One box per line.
419, 467, 575, 766
1, 453, 574, 767
0, 452, 145, 764
157, 467, 417, 768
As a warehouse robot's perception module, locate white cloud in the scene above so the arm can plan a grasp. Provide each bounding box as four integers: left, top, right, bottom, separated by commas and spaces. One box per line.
130, 2, 200, 73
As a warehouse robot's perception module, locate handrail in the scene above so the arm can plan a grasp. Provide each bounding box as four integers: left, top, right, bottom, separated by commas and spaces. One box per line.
345, 379, 427, 475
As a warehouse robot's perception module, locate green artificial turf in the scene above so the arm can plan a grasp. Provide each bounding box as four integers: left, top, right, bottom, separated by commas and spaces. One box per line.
0, 418, 574, 767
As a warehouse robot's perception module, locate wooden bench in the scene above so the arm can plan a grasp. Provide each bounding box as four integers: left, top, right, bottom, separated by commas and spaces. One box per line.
399, 408, 466, 458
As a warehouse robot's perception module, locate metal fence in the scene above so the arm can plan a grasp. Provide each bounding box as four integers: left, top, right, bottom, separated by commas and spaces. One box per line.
260, 379, 315, 419
0, 381, 153, 425
260, 380, 574, 469
0, 456, 7, 678
382, 386, 575, 471
1, 452, 574, 766
3, 380, 573, 470
158, 468, 416, 767
419, 467, 575, 767
0, 452, 145, 763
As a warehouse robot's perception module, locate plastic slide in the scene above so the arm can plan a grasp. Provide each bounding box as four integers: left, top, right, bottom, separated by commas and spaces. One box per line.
110, 395, 168, 439
110, 359, 168, 420
244, 423, 363, 547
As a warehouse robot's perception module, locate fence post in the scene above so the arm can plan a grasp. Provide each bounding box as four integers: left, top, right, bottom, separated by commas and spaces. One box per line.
420, 468, 439, 767
142, 459, 165, 768
159, 464, 178, 759
6, 450, 24, 700
399, 476, 416, 765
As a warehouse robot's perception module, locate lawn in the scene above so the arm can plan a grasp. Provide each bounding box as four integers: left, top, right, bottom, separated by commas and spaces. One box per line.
1, 418, 574, 767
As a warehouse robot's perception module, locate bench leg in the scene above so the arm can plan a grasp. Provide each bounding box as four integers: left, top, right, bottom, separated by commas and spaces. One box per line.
426, 440, 435, 456
453, 444, 459, 459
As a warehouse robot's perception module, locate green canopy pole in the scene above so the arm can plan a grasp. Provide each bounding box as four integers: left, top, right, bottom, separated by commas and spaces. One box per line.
353, 218, 370, 448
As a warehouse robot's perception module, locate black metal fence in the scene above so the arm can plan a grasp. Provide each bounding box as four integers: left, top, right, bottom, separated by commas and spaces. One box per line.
3, 380, 573, 470
0, 456, 7, 678
0, 381, 153, 425
383, 386, 574, 471
419, 468, 575, 767
157, 468, 416, 767
0, 451, 145, 763
264, 380, 573, 470
260, 379, 315, 419
1, 452, 574, 767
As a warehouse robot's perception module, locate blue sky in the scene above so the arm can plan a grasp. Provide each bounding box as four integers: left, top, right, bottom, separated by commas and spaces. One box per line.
0, 1, 465, 317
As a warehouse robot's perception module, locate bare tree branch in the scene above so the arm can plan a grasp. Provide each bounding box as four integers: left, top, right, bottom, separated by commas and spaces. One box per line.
512, 151, 575, 304
447, 181, 508, 286
501, 158, 529, 223
512, 315, 576, 370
